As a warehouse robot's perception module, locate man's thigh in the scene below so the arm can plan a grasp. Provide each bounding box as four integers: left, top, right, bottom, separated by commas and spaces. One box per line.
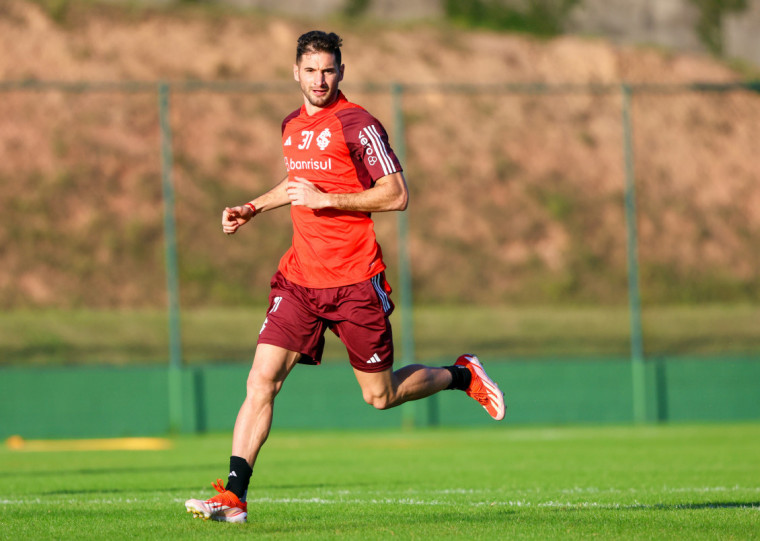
331, 272, 395, 373
257, 271, 328, 365
333, 315, 394, 372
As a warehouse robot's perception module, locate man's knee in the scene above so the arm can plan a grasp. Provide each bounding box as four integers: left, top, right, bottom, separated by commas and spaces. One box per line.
356, 368, 399, 410
361, 389, 394, 410
244, 345, 300, 402
245, 367, 282, 402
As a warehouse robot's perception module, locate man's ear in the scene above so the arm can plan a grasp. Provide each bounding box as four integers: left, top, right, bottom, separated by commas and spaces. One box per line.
339, 64, 345, 82
293, 64, 300, 82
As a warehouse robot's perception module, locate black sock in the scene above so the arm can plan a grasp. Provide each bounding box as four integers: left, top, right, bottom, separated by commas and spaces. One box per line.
225, 456, 253, 502
445, 365, 472, 390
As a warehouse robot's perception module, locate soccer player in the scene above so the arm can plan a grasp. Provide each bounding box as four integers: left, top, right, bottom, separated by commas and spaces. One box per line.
185, 30, 506, 524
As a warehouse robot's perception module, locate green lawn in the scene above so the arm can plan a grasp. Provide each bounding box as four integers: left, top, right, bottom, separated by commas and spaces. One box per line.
1, 424, 759, 539
1, 304, 759, 365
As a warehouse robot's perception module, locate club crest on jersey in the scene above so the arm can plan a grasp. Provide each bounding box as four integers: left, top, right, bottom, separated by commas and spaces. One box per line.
316, 128, 332, 150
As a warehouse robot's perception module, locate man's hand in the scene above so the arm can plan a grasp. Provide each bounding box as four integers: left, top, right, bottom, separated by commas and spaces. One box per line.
287, 177, 329, 210
222, 205, 255, 235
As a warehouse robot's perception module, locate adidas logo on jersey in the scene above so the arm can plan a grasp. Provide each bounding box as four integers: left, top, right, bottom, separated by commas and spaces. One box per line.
284, 136, 292, 146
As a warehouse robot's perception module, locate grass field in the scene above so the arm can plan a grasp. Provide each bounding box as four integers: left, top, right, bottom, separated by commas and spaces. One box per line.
2, 304, 760, 365
2, 424, 759, 539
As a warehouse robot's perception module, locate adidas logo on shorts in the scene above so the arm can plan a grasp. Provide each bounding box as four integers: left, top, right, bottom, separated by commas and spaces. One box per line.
367, 353, 382, 364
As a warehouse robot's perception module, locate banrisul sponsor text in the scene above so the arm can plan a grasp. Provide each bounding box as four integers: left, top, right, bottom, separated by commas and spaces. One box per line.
284, 157, 333, 171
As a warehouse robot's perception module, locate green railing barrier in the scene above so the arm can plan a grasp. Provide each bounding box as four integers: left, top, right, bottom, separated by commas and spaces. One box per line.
2, 356, 759, 439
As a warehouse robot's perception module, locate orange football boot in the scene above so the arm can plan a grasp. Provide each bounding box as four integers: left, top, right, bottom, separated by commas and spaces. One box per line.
185, 478, 248, 523
455, 354, 506, 421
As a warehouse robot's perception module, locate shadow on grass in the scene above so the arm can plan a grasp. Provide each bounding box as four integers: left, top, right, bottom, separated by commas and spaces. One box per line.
562, 501, 760, 511
652, 501, 760, 510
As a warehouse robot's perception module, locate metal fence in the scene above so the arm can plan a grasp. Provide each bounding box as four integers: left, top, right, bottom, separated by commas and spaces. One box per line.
2, 80, 759, 359
2, 79, 760, 427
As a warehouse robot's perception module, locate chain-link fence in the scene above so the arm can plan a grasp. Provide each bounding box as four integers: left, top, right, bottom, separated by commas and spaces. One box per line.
1, 80, 759, 367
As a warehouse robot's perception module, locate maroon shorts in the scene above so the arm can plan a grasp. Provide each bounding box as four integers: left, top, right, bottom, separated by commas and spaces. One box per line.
257, 270, 395, 373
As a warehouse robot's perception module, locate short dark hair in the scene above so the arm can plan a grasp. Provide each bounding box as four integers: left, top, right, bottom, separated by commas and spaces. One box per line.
296, 31, 343, 67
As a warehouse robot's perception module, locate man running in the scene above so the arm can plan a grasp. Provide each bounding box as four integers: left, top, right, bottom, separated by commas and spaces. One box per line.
185, 30, 505, 524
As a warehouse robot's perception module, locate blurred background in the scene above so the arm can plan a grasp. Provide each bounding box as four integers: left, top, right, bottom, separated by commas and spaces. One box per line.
1, 0, 759, 437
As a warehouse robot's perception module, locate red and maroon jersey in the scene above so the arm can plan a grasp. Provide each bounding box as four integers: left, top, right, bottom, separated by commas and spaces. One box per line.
278, 92, 403, 288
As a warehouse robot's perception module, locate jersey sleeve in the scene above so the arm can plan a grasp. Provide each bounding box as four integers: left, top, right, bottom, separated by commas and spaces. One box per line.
336, 108, 403, 188
281, 108, 300, 135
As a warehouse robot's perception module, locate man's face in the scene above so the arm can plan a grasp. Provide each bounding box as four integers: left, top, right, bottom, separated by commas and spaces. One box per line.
293, 50, 344, 113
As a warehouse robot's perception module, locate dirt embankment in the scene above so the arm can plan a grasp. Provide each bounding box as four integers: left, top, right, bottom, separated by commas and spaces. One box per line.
1, 0, 758, 307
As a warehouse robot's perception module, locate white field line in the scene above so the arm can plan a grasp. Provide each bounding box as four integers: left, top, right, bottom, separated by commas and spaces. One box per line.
1, 486, 759, 510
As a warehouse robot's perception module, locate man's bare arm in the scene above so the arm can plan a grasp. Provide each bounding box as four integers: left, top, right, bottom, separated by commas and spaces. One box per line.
286, 172, 408, 213
222, 175, 291, 235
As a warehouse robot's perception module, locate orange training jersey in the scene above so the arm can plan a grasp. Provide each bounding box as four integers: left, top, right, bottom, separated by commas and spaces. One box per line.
278, 92, 403, 288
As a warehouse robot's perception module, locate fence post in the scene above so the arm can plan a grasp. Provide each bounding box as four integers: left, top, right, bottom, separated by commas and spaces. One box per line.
391, 83, 430, 428
621, 83, 647, 424
158, 82, 184, 433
